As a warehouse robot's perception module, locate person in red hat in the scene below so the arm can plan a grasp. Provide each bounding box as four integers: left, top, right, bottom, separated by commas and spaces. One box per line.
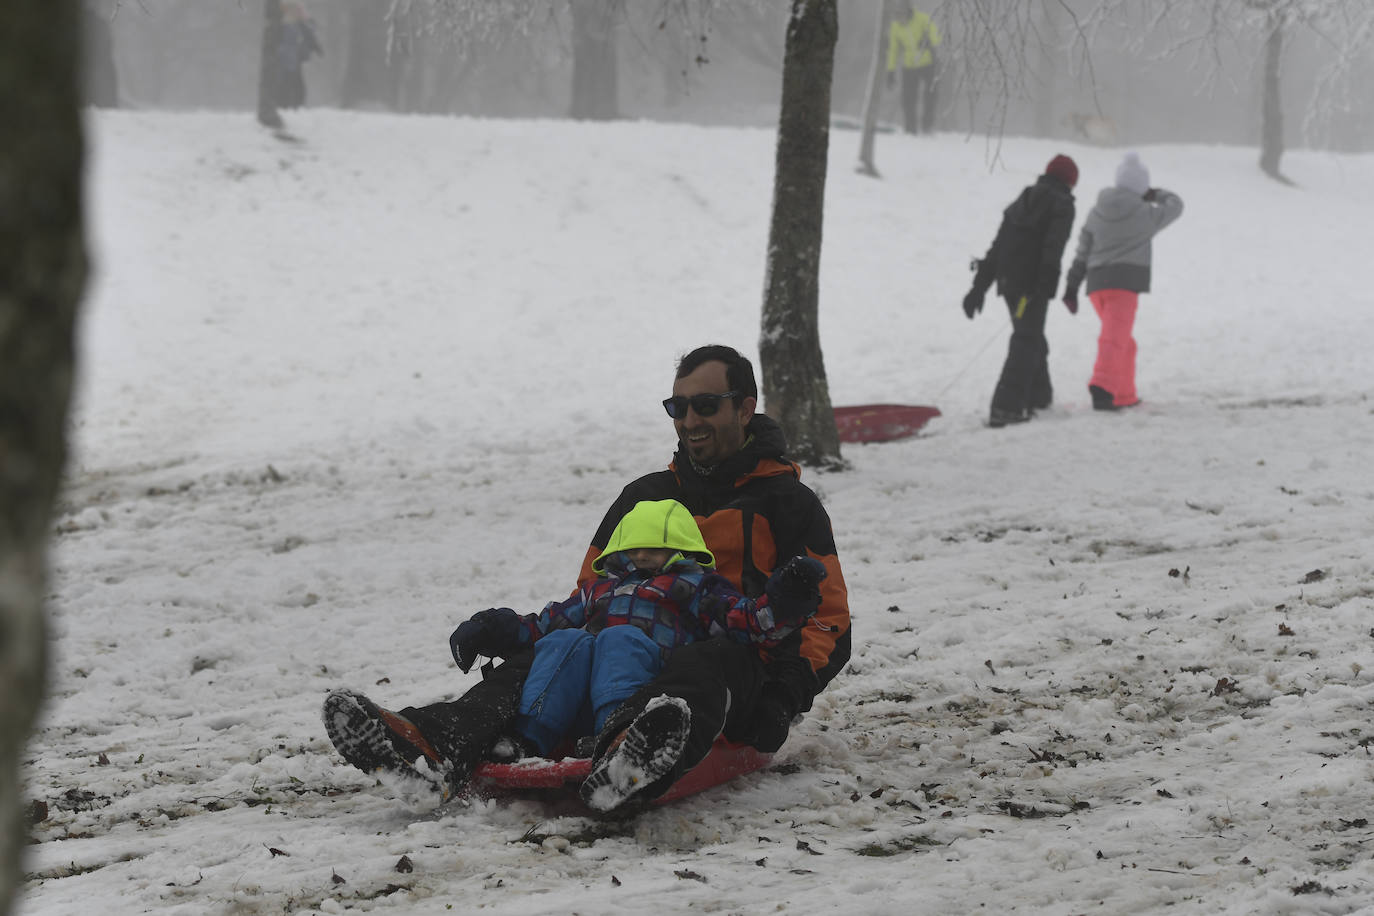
963, 154, 1080, 427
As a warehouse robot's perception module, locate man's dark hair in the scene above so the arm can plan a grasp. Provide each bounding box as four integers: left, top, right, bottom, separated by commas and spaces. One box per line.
675, 345, 758, 404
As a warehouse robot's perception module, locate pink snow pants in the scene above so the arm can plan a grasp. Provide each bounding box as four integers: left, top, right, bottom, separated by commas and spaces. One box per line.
1089, 289, 1140, 407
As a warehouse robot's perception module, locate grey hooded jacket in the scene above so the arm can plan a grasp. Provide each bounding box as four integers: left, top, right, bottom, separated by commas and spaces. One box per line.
1064, 186, 1183, 296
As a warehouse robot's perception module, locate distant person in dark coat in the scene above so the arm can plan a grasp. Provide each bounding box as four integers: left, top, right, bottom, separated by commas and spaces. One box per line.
276, 2, 322, 109
963, 155, 1079, 428
1063, 152, 1185, 410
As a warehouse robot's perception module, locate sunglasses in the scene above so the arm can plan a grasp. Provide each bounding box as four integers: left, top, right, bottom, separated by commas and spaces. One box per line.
662, 391, 739, 419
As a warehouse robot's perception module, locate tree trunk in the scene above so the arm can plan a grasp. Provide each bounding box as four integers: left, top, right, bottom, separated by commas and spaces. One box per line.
256, 0, 284, 128
0, 2, 87, 913
340, 0, 374, 108
759, 0, 844, 470
856, 0, 892, 177
82, 3, 120, 107
425, 42, 473, 115
339, 0, 407, 111
1033, 0, 1058, 138
1258, 12, 1286, 180
384, 3, 424, 114
569, 0, 618, 120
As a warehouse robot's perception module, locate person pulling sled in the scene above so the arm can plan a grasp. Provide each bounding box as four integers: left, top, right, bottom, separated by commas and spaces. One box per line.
963, 155, 1079, 427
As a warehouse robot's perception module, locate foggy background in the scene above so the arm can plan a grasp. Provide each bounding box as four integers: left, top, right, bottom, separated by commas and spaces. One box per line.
83, 0, 1374, 153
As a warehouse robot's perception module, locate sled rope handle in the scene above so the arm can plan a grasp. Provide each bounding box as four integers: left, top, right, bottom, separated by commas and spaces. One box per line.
934, 324, 1004, 398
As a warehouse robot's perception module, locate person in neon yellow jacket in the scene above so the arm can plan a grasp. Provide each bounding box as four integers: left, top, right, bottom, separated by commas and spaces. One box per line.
886, 2, 941, 135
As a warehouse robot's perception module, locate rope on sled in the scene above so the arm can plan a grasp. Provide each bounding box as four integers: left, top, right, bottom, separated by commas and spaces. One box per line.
934, 324, 1004, 399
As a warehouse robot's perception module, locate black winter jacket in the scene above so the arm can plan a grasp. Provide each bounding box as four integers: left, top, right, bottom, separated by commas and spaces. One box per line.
971, 174, 1076, 303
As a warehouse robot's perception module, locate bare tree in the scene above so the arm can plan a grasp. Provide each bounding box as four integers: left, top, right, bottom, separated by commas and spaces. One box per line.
398, 0, 622, 119
1073, 0, 1374, 181
256, 0, 284, 127
1257, 3, 1288, 179
403, 1, 742, 121
1032, 0, 1062, 137
759, 0, 844, 469
1240, 0, 1350, 181
82, 0, 121, 107
917, 0, 1140, 165
712, 4, 787, 72
0, 2, 87, 913
855, 0, 894, 177
569, 0, 619, 119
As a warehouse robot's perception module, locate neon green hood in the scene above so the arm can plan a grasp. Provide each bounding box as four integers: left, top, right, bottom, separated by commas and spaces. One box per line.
592, 499, 715, 574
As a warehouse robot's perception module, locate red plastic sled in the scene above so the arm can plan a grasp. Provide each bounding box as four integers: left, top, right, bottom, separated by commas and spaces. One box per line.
470, 737, 772, 806
833, 404, 941, 443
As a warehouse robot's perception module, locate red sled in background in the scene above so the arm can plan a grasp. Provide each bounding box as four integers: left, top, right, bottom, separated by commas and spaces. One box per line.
833, 404, 941, 443
470, 737, 771, 806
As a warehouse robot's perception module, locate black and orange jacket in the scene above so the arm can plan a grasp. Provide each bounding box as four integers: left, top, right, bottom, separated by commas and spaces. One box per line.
576, 415, 850, 715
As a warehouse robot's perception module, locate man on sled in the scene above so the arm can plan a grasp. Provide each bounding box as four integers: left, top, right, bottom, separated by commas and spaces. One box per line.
323, 344, 851, 813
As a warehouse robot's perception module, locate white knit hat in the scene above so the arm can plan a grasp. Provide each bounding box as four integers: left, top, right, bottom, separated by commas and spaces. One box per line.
1115, 151, 1150, 195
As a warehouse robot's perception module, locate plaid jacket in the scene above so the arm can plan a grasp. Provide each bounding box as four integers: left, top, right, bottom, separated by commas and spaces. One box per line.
515, 555, 795, 660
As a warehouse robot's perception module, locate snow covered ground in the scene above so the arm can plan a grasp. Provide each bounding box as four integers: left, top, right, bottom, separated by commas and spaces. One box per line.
18, 108, 1374, 915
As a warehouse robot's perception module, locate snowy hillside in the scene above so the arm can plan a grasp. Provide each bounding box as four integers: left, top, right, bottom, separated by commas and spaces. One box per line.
19, 108, 1374, 915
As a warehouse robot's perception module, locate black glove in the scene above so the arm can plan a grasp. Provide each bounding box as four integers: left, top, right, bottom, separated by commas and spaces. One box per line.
764, 556, 827, 627
962, 289, 984, 320
449, 607, 523, 672
1062, 294, 1078, 315
1143, 188, 1158, 202
742, 682, 798, 753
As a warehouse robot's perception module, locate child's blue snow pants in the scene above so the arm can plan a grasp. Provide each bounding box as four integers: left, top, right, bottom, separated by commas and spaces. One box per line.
512, 626, 662, 756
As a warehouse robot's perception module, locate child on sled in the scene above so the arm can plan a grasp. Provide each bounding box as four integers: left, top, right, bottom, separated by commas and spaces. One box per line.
448, 498, 826, 761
